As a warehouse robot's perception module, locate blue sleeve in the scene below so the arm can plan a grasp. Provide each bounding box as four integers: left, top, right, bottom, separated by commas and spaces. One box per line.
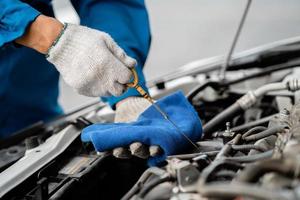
0, 0, 40, 47
71, 0, 151, 108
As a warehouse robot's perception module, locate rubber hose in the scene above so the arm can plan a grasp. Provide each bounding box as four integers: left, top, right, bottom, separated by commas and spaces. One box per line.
243, 126, 285, 142
222, 150, 273, 163
138, 176, 172, 198
241, 126, 267, 139
237, 159, 299, 183
231, 144, 267, 152
203, 102, 243, 137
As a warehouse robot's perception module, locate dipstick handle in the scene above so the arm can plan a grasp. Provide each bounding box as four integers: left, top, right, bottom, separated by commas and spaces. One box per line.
126, 68, 155, 103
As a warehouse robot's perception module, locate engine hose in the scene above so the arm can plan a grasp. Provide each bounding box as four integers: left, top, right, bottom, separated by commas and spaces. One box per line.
214, 170, 237, 178
198, 160, 243, 185
121, 167, 169, 200
197, 135, 242, 185
243, 126, 286, 142
230, 114, 275, 133
241, 126, 267, 139
204, 79, 300, 137
137, 176, 172, 198
237, 159, 300, 183
186, 81, 220, 103
197, 182, 297, 200
221, 150, 273, 163
231, 144, 267, 152
167, 151, 219, 160
203, 103, 243, 137
216, 134, 241, 159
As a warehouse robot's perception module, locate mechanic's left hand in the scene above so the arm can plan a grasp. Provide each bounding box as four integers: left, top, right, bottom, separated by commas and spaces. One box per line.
81, 91, 203, 166
113, 97, 163, 159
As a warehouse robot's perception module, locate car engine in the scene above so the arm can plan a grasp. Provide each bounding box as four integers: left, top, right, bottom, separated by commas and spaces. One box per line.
1, 37, 300, 200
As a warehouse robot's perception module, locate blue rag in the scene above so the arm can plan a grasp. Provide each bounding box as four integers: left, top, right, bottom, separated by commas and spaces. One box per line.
81, 91, 203, 166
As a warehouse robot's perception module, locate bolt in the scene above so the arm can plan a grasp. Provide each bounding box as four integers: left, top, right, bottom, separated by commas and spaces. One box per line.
226, 122, 231, 132
172, 187, 180, 194
223, 122, 235, 139
281, 108, 290, 116
279, 108, 290, 123
288, 79, 300, 91
185, 176, 191, 182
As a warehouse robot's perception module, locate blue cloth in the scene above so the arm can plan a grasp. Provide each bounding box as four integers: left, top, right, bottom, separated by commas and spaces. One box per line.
0, 0, 150, 138
81, 91, 203, 166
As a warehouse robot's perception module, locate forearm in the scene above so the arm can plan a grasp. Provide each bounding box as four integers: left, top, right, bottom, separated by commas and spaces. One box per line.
15, 15, 63, 54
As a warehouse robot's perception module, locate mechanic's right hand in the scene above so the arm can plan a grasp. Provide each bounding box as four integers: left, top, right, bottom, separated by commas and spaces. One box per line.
46, 23, 136, 97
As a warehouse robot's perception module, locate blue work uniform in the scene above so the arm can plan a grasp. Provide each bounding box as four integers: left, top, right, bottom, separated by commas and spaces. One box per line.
0, 0, 151, 138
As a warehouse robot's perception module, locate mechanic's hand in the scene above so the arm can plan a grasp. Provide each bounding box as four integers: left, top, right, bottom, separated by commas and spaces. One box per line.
47, 23, 136, 97
81, 91, 203, 166
113, 97, 163, 159
16, 16, 135, 97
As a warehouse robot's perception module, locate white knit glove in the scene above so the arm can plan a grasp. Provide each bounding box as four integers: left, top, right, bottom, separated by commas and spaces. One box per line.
46, 23, 136, 97
114, 97, 152, 123
113, 97, 163, 159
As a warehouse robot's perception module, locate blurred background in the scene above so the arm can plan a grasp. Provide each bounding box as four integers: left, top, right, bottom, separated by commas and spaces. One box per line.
52, 0, 300, 111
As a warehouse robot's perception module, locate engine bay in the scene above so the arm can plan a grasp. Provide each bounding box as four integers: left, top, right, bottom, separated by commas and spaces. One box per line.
1, 37, 300, 200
